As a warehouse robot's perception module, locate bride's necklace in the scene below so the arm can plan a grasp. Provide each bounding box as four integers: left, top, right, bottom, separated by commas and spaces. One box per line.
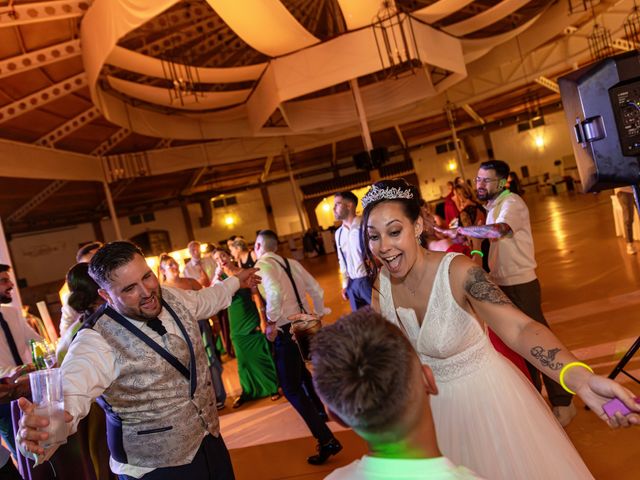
402, 256, 429, 296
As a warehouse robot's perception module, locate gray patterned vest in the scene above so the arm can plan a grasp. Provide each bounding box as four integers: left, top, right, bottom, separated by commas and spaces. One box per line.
88, 288, 219, 468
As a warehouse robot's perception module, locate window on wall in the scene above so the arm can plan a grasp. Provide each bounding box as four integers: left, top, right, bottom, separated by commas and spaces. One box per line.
128, 212, 156, 225
212, 196, 237, 208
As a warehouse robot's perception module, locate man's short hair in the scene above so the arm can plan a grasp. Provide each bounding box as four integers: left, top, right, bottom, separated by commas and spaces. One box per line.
76, 241, 103, 263
188, 240, 200, 250
335, 191, 358, 208
89, 241, 144, 288
479, 160, 510, 180
311, 309, 415, 434
256, 230, 278, 252
0, 264, 10, 274
231, 238, 248, 251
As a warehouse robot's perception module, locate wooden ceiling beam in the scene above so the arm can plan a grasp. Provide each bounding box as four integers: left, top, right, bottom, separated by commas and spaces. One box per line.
0, 39, 81, 79
91, 128, 131, 157
35, 106, 101, 147
5, 180, 68, 223
0, 72, 87, 124
0, 1, 89, 28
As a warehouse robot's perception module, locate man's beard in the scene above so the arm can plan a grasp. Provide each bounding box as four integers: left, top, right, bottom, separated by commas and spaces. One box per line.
117, 288, 163, 321
477, 189, 500, 202
0, 293, 11, 304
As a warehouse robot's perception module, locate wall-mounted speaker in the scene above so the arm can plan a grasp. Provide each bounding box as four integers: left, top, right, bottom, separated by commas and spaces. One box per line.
558, 50, 640, 192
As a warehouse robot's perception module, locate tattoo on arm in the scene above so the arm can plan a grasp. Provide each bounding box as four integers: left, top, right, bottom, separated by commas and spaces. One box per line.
464, 267, 514, 305
530, 346, 563, 370
458, 223, 512, 239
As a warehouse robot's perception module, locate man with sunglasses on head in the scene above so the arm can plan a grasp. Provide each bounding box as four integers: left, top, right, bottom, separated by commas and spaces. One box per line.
438, 160, 575, 428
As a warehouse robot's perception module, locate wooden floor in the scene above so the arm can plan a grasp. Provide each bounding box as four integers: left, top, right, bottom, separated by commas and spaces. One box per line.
223, 190, 640, 480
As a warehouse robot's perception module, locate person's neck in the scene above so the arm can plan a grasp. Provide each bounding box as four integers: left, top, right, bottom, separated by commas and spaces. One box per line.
342, 213, 357, 229
366, 416, 441, 460
397, 248, 428, 287
486, 188, 508, 208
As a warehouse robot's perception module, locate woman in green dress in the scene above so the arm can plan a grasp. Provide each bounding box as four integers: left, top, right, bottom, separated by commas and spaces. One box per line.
213, 249, 280, 407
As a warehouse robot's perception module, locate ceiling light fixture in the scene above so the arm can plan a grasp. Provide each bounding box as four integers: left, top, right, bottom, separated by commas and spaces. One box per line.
372, 0, 420, 78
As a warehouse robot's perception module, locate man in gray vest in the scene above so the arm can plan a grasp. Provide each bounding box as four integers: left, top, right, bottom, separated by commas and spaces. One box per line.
16, 241, 260, 479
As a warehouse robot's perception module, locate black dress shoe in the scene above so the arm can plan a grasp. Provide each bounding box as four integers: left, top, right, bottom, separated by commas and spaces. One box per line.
307, 438, 343, 465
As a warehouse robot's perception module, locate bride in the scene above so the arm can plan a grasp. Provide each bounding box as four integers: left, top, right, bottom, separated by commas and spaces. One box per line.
361, 179, 639, 480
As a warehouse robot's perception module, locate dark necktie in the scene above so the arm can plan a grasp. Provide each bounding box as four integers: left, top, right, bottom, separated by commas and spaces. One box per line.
147, 318, 167, 337
0, 310, 24, 366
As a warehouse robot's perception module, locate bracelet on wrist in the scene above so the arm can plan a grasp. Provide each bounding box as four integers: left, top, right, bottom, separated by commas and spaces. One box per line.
559, 361, 594, 395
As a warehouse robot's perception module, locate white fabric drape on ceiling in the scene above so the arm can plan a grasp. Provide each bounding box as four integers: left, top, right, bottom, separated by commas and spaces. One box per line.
206, 0, 319, 56
413, 0, 475, 24
107, 46, 267, 83
337, 0, 382, 30
107, 76, 252, 110
443, 0, 532, 37
82, 1, 466, 140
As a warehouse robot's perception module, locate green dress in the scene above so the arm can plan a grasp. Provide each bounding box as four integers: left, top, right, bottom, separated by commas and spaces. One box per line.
225, 276, 279, 400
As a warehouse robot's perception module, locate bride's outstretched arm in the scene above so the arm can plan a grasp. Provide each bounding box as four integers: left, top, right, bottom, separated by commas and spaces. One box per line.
449, 255, 640, 428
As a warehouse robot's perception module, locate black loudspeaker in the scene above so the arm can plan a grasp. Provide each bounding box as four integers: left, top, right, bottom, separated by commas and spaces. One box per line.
558, 51, 640, 192
370, 147, 389, 168
353, 147, 389, 170
353, 151, 372, 170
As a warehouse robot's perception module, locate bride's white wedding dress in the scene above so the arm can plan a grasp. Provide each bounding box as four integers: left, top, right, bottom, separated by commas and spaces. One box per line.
378, 253, 593, 480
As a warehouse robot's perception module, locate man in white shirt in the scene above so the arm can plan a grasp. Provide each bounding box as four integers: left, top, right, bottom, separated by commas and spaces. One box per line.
333, 192, 372, 311
311, 309, 481, 480
183, 241, 217, 287
0, 264, 39, 459
454, 160, 575, 426
254, 229, 342, 465
16, 241, 260, 479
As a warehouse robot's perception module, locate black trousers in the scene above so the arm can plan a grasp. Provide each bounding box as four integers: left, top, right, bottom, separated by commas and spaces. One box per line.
118, 434, 234, 480
273, 325, 333, 444
500, 279, 573, 407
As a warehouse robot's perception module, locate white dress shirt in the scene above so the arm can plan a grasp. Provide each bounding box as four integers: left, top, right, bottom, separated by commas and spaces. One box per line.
335, 216, 368, 288
0, 304, 41, 376
486, 191, 538, 286
40, 277, 239, 478
256, 252, 325, 327
183, 257, 217, 286
325, 455, 483, 479
58, 291, 80, 336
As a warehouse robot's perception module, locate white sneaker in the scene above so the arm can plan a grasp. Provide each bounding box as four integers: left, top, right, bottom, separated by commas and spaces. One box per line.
553, 403, 577, 427
627, 243, 637, 255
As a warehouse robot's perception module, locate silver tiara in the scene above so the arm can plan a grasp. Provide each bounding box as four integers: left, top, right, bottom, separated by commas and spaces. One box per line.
361, 184, 414, 209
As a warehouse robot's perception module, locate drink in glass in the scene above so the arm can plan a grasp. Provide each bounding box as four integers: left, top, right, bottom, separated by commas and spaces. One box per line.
28, 368, 67, 448
289, 314, 322, 361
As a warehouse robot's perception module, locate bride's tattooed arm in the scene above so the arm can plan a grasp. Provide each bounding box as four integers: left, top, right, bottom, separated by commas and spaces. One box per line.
463, 267, 513, 305
463, 266, 569, 372
530, 346, 563, 370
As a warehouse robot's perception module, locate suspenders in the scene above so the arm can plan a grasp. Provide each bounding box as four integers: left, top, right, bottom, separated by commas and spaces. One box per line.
273, 257, 308, 314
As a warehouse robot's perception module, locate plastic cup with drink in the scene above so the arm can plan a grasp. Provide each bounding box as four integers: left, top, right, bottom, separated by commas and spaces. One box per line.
28, 368, 67, 449
288, 313, 322, 362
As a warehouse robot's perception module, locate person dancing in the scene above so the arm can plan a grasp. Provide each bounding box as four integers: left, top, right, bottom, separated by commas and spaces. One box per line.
361, 179, 639, 480
213, 250, 280, 408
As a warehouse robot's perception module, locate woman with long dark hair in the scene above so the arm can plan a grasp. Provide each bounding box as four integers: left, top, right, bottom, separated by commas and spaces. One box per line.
360, 178, 637, 480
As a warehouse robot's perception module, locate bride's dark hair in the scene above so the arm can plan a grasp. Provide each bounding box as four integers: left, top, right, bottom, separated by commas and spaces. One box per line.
360, 178, 422, 282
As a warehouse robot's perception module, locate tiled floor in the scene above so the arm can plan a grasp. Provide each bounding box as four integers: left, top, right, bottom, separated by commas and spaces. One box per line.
223, 189, 640, 480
